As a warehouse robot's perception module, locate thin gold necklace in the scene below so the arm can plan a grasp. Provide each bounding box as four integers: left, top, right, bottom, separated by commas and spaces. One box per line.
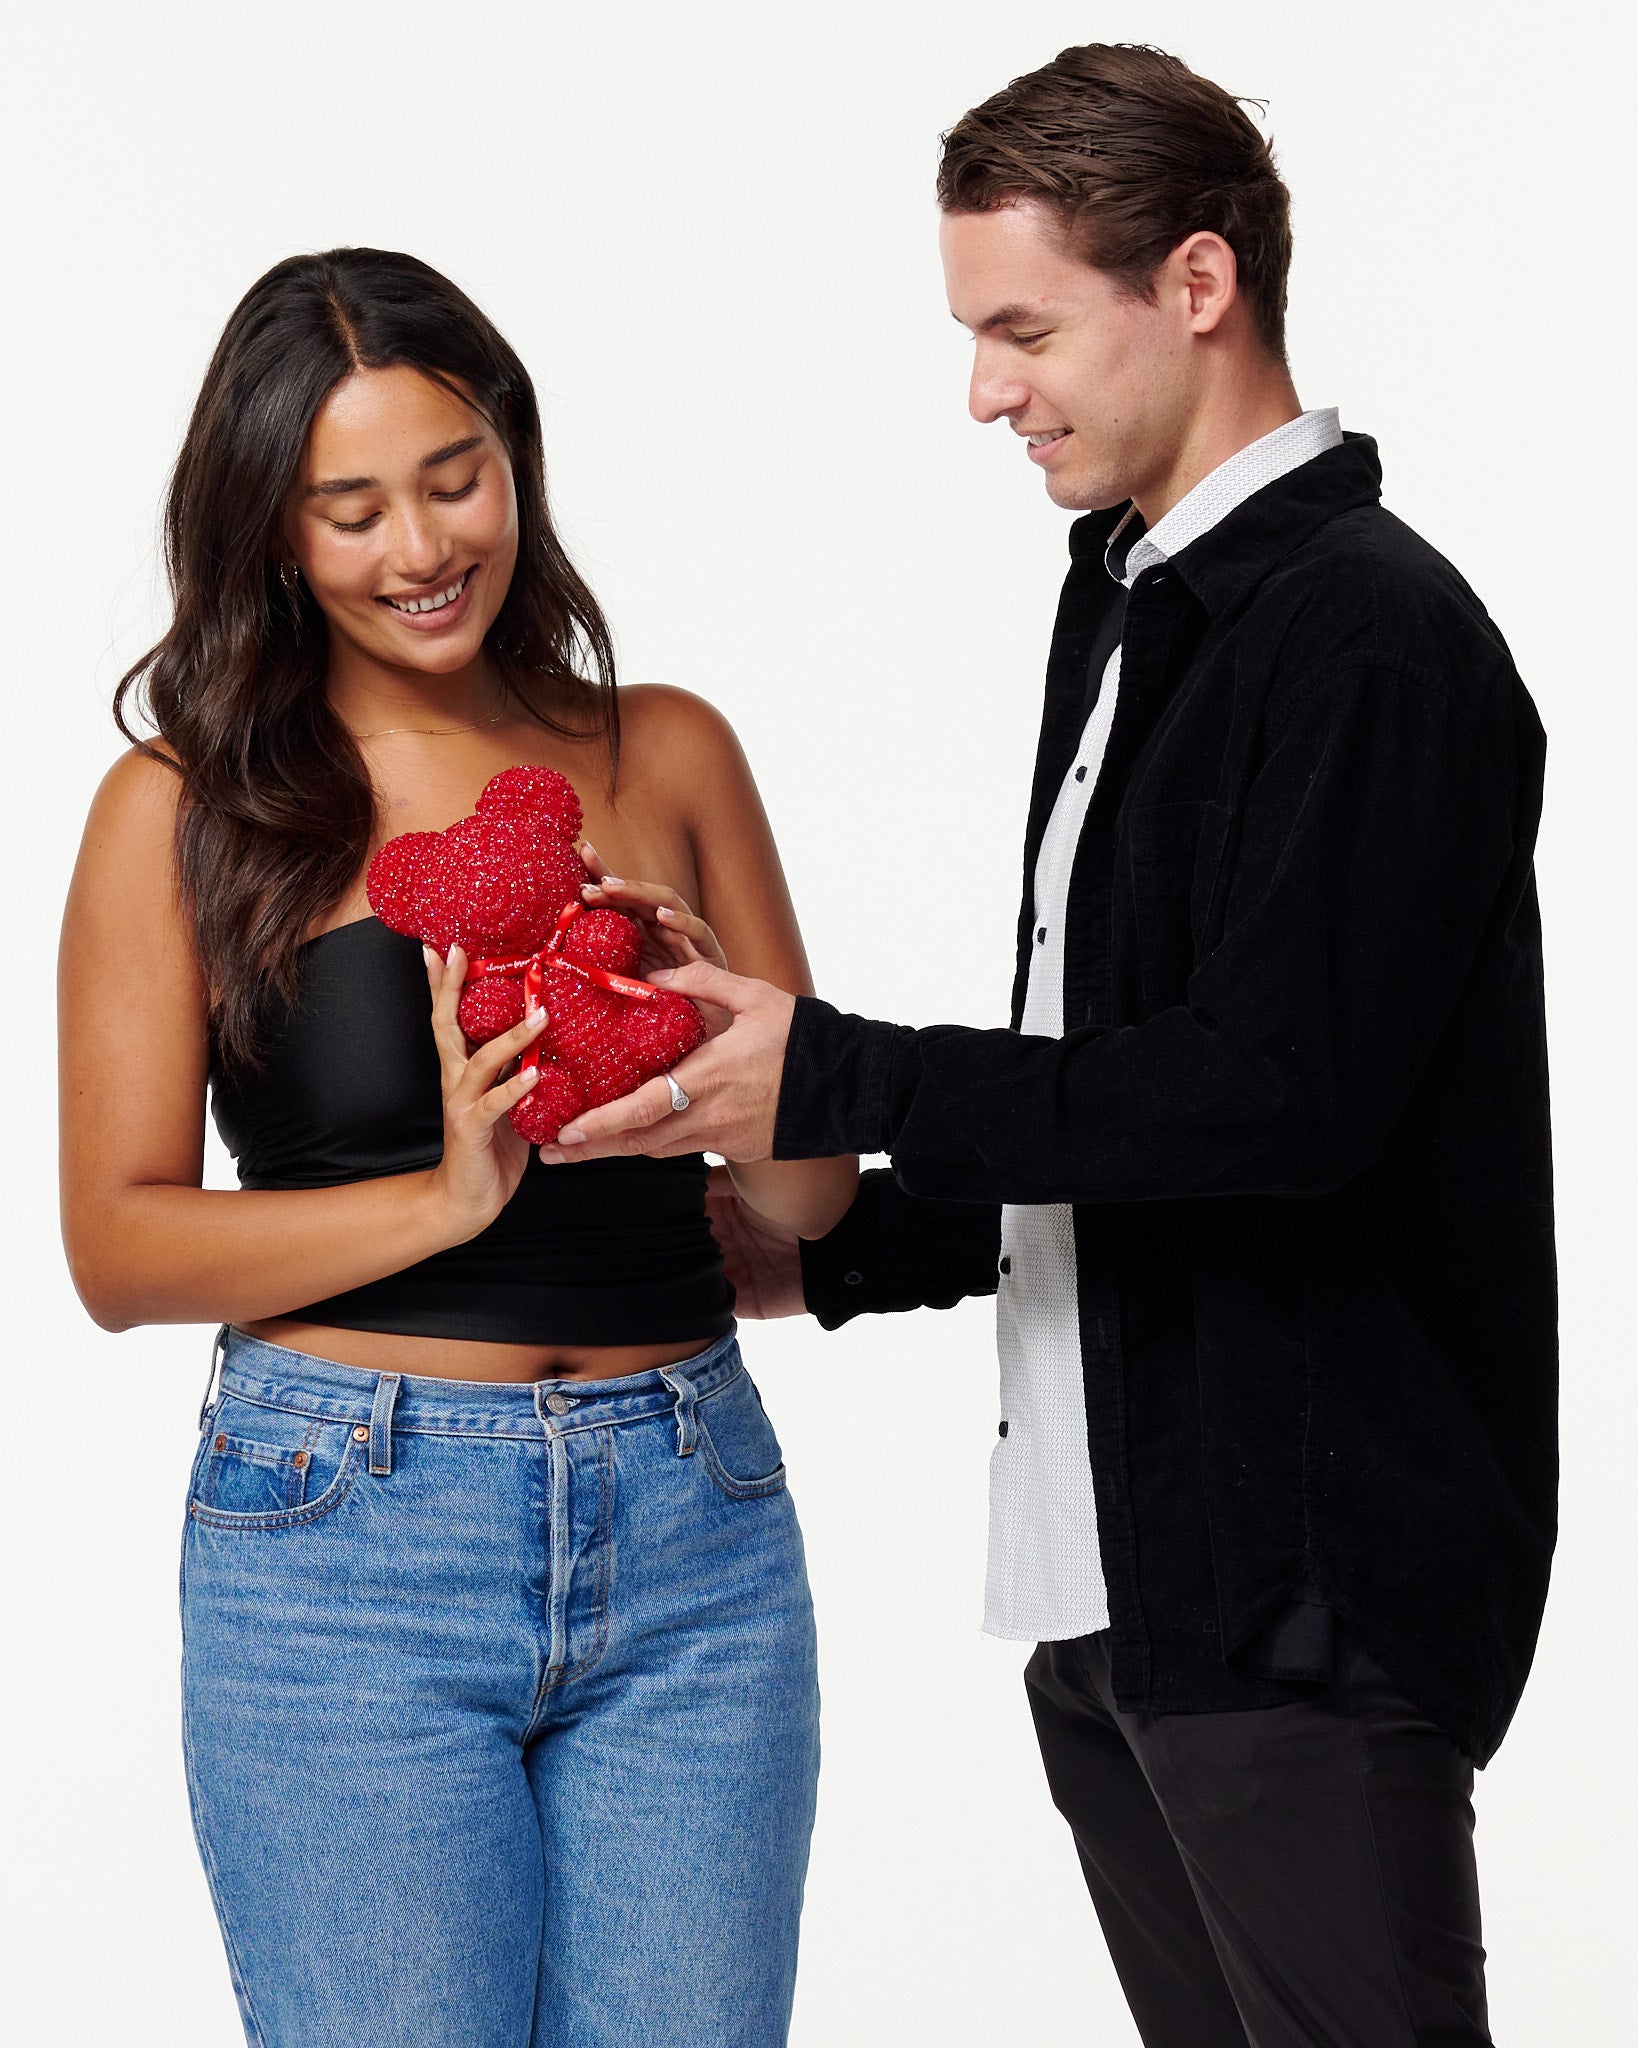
348, 696, 509, 741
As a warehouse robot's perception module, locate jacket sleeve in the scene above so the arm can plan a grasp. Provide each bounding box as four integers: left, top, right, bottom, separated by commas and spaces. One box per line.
798, 1167, 1001, 1329
774, 652, 1541, 1205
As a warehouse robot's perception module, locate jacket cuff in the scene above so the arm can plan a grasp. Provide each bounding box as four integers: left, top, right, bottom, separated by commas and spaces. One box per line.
773, 996, 908, 1160
797, 1166, 1002, 1330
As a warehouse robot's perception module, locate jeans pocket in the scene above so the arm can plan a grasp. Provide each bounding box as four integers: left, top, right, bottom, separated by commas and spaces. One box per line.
694, 1371, 788, 1501
190, 1396, 363, 1530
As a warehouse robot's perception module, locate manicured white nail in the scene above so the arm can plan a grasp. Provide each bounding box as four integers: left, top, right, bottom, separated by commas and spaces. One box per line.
600, 875, 623, 888
557, 1125, 585, 1145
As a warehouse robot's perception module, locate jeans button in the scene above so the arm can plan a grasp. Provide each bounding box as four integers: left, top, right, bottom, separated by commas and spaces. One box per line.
545, 1392, 573, 1416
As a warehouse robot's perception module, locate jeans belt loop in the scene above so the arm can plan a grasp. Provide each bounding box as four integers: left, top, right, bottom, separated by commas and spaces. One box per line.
658, 1365, 698, 1458
369, 1372, 402, 1477
198, 1324, 229, 1431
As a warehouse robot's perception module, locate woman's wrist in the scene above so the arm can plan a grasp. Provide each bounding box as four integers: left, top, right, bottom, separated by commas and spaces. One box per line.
413, 1162, 500, 1252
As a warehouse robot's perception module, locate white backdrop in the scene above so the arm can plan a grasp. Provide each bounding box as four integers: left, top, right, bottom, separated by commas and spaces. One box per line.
5, 2, 1632, 2040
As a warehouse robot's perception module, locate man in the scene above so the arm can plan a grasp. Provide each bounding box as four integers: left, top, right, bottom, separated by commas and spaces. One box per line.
544, 42, 1555, 2048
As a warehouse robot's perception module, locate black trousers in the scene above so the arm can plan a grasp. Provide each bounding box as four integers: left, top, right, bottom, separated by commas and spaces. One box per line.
1025, 1628, 1491, 2047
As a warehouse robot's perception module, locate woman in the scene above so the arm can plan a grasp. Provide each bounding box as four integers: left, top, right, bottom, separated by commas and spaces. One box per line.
58, 247, 855, 2048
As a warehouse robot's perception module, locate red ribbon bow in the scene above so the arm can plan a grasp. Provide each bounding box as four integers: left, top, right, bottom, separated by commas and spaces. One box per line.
468, 898, 661, 1078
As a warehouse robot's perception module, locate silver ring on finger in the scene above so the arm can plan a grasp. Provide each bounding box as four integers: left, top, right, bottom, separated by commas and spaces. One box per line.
665, 1073, 691, 1114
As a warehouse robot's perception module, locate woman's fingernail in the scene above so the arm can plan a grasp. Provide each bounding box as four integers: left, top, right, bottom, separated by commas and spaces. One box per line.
651, 968, 675, 983
579, 841, 599, 864
423, 945, 439, 967
557, 1125, 585, 1145
657, 906, 675, 921
520, 1066, 541, 1086
582, 883, 603, 897
539, 1145, 564, 1164
599, 876, 623, 888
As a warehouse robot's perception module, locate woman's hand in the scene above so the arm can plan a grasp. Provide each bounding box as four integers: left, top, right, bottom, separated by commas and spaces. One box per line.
577, 843, 734, 1035
704, 1166, 808, 1318
425, 944, 549, 1238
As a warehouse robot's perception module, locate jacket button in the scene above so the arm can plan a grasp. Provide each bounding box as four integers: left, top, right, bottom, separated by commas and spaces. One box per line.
843, 1269, 863, 1286
999, 1255, 1012, 1275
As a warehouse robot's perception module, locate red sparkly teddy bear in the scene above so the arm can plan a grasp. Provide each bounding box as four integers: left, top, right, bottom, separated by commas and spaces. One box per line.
365, 767, 706, 1144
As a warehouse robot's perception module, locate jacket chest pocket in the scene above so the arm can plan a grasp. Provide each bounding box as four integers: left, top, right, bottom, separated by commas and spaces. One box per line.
1124, 799, 1218, 1012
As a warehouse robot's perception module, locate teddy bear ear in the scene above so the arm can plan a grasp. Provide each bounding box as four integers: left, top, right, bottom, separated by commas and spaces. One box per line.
366, 832, 443, 938
476, 766, 583, 839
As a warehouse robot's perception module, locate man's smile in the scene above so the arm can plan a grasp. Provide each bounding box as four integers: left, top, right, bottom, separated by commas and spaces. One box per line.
1025, 427, 1073, 463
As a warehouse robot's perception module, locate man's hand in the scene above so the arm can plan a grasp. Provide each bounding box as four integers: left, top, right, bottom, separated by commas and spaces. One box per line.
703, 1166, 807, 1318
539, 961, 795, 1166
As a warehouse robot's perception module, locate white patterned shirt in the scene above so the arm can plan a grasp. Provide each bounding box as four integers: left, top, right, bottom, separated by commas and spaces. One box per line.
983, 409, 1345, 1641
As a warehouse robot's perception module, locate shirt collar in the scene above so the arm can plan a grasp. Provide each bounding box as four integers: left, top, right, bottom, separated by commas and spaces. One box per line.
1105, 408, 1345, 589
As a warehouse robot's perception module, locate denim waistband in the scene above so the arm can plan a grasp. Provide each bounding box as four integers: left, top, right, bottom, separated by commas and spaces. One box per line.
208, 1325, 743, 1442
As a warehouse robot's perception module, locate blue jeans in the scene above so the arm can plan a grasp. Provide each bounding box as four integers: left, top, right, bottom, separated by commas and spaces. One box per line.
181, 1328, 820, 2048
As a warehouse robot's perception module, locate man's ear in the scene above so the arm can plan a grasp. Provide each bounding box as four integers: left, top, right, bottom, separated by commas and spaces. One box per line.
1172, 230, 1239, 336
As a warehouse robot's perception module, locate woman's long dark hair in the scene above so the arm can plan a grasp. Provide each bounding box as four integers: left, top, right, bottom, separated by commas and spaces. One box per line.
116, 248, 618, 1071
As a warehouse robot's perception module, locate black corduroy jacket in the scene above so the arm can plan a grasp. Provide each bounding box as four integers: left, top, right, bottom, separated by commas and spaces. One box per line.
775, 435, 1556, 1765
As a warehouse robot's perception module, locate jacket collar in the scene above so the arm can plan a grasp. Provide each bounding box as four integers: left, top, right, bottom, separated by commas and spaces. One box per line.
1065, 432, 1384, 620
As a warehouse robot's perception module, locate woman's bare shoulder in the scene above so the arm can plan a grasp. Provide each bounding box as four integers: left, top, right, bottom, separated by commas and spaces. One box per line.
70, 743, 186, 923
90, 738, 182, 810
617, 685, 752, 788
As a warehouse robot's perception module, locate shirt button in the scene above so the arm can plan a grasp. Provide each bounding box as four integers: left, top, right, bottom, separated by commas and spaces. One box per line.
544, 1392, 573, 1416
843, 1269, 863, 1286
1075, 765, 1087, 782
1036, 926, 1047, 944
999, 1255, 1012, 1275
998, 1419, 1009, 1439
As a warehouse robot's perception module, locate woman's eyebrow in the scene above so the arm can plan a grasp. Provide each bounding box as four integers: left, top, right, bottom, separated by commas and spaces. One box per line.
304, 435, 486, 498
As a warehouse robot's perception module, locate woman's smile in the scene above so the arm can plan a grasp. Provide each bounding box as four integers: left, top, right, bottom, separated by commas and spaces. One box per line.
378, 563, 479, 631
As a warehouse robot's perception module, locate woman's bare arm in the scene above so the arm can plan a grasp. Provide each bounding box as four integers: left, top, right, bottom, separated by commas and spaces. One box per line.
599, 690, 856, 1240
58, 750, 541, 1331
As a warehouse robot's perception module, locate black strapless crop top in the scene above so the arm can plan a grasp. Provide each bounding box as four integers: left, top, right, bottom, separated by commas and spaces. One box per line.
208, 917, 735, 1346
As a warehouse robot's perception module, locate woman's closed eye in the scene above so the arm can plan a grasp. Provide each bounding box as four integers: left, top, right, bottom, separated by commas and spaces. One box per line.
328, 476, 482, 532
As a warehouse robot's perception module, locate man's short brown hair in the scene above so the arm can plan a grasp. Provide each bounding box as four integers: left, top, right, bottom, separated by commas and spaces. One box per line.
937, 43, 1293, 359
